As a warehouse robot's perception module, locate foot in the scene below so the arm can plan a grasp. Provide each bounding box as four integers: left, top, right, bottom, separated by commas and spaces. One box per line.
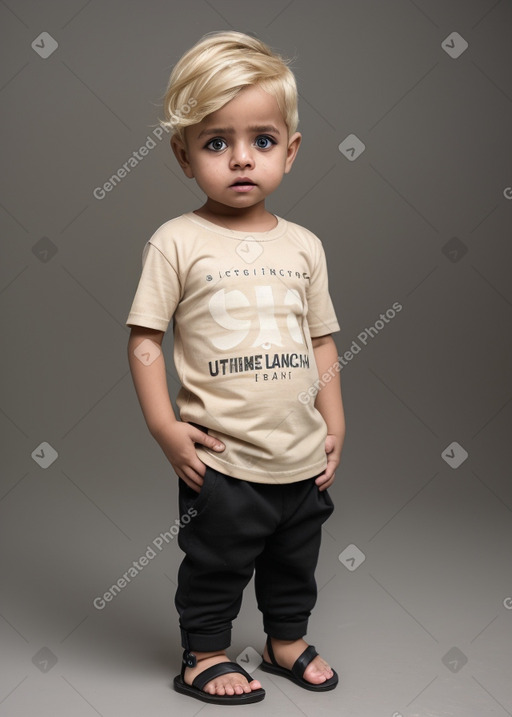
184, 650, 263, 696
263, 638, 334, 685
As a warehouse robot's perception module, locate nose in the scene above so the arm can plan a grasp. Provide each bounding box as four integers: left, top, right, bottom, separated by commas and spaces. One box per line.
229, 141, 255, 169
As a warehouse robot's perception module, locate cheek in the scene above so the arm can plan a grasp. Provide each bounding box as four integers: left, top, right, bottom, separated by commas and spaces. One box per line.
191, 158, 216, 181
265, 150, 288, 171
262, 157, 287, 183
203, 164, 224, 185
193, 161, 226, 192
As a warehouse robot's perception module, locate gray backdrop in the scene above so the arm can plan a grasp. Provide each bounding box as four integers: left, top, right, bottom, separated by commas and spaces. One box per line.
1, 1, 511, 716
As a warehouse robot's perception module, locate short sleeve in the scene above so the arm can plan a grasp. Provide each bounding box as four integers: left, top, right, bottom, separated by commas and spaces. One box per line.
125, 240, 181, 332
306, 238, 340, 337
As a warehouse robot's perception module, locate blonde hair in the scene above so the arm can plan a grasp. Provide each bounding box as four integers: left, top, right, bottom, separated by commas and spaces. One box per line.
160, 31, 298, 142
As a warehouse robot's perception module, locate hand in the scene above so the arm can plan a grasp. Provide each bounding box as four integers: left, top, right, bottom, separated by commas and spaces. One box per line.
154, 422, 225, 493
315, 434, 342, 491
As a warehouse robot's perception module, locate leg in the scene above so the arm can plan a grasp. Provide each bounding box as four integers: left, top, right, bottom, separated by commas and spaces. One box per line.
176, 467, 281, 650
254, 477, 336, 686
174, 468, 278, 697
255, 476, 334, 638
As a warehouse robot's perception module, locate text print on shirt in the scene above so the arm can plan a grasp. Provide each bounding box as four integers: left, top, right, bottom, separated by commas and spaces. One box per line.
208, 285, 305, 351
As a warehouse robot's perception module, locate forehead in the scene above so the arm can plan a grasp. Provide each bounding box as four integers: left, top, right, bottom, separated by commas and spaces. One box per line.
200, 85, 286, 130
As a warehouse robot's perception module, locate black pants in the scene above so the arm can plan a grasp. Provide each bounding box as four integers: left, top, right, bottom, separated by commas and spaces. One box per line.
175, 466, 334, 652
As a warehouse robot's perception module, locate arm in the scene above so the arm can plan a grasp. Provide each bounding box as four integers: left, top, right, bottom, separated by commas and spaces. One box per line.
311, 334, 346, 491
127, 325, 224, 492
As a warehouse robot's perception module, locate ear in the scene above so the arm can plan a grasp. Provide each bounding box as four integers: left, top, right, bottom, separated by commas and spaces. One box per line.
284, 132, 302, 174
171, 134, 194, 178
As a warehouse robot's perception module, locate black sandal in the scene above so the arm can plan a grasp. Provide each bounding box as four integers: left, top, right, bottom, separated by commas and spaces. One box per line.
173, 650, 266, 705
260, 636, 338, 691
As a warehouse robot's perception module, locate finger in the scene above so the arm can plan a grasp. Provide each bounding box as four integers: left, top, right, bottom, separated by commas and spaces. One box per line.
323, 461, 336, 481
177, 460, 206, 491
182, 470, 203, 492
318, 474, 334, 491
192, 430, 225, 452
187, 460, 207, 483
324, 439, 334, 454
316, 468, 335, 490
315, 471, 327, 487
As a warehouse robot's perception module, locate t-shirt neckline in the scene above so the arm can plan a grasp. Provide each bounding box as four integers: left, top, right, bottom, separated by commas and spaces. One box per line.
183, 211, 287, 241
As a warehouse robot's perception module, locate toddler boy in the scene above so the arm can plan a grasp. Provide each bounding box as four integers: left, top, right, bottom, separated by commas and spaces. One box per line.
126, 30, 345, 706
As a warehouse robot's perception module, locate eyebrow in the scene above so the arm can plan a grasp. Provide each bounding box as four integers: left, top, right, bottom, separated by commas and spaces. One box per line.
197, 125, 281, 139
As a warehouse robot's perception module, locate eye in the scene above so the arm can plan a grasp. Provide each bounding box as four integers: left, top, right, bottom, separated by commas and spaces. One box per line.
206, 138, 227, 151
254, 135, 275, 149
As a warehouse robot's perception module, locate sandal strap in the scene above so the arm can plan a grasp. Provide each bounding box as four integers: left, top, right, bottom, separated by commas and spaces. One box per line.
292, 645, 318, 681
180, 649, 197, 677
265, 635, 278, 666
192, 661, 253, 691
266, 637, 320, 681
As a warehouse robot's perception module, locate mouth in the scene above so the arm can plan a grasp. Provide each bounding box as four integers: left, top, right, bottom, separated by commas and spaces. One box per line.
230, 177, 256, 187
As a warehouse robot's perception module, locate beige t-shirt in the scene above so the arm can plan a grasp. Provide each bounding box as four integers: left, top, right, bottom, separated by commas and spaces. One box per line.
126, 212, 340, 484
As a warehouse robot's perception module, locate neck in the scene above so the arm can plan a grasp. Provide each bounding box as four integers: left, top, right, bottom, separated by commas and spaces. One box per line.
194, 200, 277, 232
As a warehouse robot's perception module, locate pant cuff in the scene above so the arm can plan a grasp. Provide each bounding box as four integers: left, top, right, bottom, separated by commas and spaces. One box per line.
263, 619, 308, 641
180, 627, 231, 652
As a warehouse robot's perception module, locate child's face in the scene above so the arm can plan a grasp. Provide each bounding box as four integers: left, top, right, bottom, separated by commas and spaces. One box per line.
171, 85, 301, 213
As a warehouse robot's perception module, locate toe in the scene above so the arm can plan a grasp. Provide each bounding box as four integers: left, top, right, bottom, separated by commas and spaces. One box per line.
304, 667, 324, 684
304, 657, 333, 684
